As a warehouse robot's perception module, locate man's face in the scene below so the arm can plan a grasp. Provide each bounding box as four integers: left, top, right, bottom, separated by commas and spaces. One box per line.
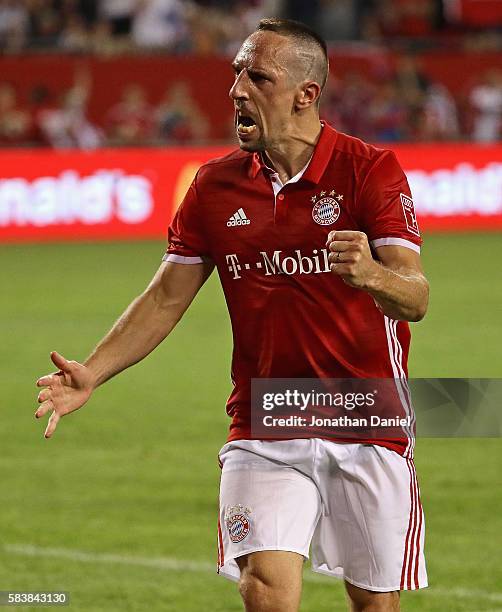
229, 31, 299, 152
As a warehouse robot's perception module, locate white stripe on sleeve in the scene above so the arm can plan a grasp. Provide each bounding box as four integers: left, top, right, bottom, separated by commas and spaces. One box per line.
163, 254, 204, 264
371, 238, 421, 253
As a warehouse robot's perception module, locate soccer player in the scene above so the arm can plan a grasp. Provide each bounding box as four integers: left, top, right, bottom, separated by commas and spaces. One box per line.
35, 19, 429, 612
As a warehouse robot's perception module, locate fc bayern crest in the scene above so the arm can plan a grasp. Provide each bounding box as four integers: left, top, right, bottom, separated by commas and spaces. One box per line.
225, 504, 252, 543
312, 197, 340, 226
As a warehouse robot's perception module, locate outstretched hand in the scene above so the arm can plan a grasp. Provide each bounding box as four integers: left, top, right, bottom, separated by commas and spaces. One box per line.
35, 351, 95, 438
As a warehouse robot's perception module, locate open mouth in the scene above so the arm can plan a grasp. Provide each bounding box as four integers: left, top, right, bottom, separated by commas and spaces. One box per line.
237, 112, 257, 134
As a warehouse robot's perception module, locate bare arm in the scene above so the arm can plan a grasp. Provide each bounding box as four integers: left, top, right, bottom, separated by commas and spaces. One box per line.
84, 260, 213, 386
327, 230, 429, 322
35, 260, 214, 437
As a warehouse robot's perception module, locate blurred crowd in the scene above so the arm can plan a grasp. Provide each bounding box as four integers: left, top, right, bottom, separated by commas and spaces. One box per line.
0, 69, 209, 147
1, 0, 501, 55
0, 0, 501, 147
1, 61, 502, 148
324, 61, 502, 143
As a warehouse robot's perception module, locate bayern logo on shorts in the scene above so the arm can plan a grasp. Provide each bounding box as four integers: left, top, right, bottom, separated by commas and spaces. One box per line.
227, 514, 250, 542
225, 504, 252, 543
312, 197, 341, 226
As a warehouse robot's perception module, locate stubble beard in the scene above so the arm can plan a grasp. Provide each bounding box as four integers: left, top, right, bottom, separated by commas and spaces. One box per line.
238, 126, 269, 152
238, 138, 266, 152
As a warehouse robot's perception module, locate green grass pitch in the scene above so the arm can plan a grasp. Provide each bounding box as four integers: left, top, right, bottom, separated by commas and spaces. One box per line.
0, 233, 501, 611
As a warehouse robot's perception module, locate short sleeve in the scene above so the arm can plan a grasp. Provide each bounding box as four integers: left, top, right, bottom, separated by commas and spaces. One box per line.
163, 174, 210, 264
358, 150, 422, 253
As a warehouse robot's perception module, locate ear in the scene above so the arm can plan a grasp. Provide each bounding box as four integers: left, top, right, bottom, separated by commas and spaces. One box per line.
295, 81, 322, 111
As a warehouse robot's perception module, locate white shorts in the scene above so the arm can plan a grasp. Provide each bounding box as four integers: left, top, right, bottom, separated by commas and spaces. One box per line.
217, 439, 427, 592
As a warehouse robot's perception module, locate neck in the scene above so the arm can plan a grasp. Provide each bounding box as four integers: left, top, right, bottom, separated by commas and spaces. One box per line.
264, 117, 322, 184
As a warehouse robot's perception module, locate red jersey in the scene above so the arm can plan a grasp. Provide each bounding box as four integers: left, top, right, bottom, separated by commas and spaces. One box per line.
165, 122, 422, 456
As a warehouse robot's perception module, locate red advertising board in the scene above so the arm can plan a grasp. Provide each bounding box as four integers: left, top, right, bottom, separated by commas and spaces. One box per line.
445, 0, 502, 26
0, 148, 229, 243
0, 144, 501, 243
391, 144, 502, 232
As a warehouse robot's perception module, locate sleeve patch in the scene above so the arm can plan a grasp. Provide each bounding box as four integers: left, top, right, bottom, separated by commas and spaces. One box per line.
400, 193, 420, 237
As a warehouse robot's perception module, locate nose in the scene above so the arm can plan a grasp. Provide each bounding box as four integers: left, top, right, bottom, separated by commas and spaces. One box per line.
229, 70, 249, 102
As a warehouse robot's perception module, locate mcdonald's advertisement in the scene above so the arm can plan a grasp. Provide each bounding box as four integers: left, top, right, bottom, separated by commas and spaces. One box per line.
1, 144, 501, 242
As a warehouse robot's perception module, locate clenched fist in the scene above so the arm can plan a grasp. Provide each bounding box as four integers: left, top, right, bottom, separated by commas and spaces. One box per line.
326, 230, 379, 289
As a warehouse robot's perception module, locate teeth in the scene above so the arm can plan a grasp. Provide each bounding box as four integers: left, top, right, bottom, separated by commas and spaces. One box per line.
238, 124, 256, 133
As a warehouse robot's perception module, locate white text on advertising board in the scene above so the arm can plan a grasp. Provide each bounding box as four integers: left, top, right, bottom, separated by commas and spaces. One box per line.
0, 171, 153, 227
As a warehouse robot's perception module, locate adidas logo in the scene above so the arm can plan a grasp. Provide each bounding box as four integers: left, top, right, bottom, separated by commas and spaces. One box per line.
227, 208, 251, 227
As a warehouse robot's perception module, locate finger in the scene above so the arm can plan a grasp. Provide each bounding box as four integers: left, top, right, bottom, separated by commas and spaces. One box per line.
35, 399, 54, 419
50, 351, 73, 373
329, 262, 352, 276
328, 230, 365, 242
328, 251, 354, 264
36, 373, 62, 387
44, 411, 60, 438
326, 231, 353, 245
327, 240, 354, 253
37, 389, 51, 403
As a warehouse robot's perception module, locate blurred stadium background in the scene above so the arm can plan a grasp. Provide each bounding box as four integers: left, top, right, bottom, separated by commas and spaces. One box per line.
1, 1, 501, 611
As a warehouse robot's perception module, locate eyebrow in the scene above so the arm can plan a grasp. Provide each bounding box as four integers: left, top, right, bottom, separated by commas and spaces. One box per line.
231, 62, 270, 78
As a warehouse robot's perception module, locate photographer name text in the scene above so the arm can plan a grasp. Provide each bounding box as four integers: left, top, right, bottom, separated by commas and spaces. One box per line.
262, 415, 413, 428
